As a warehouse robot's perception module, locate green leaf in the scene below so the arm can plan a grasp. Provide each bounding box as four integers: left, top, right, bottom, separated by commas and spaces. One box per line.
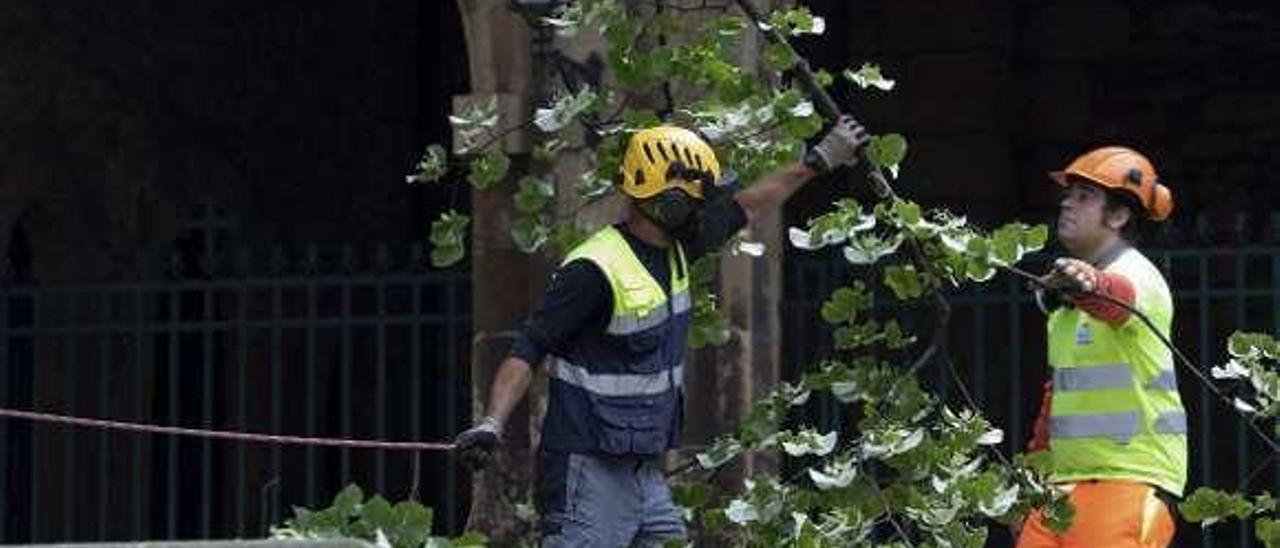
332, 484, 364, 517
466, 150, 510, 190
1022, 224, 1050, 251
767, 6, 824, 36
697, 436, 744, 469
688, 290, 731, 348
408, 144, 449, 184
883, 319, 917, 349
361, 495, 394, 530
814, 69, 835, 88
534, 86, 599, 133
1042, 493, 1077, 534
1180, 487, 1257, 526
764, 42, 795, 71
532, 138, 566, 165
842, 233, 904, 265
511, 215, 551, 253
431, 244, 464, 268
514, 176, 556, 213
843, 63, 896, 91
428, 211, 469, 268
1257, 518, 1280, 547
820, 285, 870, 325
865, 134, 908, 172
989, 228, 1021, 266
778, 429, 838, 457
622, 109, 663, 130
449, 97, 500, 154
892, 200, 922, 226
450, 531, 488, 547
884, 264, 924, 300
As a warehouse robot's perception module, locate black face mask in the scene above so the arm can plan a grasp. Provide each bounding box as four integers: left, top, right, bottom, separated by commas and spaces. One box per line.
638, 189, 702, 242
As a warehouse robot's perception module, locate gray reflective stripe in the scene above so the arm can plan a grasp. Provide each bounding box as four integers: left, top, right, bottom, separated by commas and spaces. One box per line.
551, 359, 681, 397
1153, 411, 1187, 434
1054, 364, 1132, 391
671, 290, 691, 314
607, 306, 670, 335
1051, 412, 1140, 443
1146, 370, 1178, 391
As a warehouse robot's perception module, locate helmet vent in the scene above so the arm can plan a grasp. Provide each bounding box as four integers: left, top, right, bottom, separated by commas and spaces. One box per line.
1126, 168, 1143, 185
642, 143, 656, 164
634, 169, 645, 186
658, 142, 671, 161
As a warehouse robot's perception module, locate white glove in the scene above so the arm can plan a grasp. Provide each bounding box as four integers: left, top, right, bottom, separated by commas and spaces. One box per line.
807, 115, 869, 173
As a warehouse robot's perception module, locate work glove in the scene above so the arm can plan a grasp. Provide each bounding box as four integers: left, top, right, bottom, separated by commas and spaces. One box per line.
805, 115, 870, 173
455, 416, 503, 471
1043, 257, 1098, 293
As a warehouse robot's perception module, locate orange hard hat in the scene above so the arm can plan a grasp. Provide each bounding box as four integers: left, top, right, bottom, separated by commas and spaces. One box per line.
1048, 146, 1174, 222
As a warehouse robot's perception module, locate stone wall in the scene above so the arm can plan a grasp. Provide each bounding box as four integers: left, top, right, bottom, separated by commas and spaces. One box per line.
0, 1, 467, 284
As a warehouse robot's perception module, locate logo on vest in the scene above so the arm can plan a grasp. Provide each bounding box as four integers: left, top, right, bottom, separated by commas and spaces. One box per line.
1075, 324, 1092, 346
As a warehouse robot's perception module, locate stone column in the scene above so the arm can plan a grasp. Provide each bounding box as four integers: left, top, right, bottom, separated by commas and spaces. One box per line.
454, 1, 547, 543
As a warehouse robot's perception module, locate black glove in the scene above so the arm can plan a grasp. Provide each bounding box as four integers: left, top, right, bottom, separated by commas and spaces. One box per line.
805, 115, 870, 173
455, 416, 503, 470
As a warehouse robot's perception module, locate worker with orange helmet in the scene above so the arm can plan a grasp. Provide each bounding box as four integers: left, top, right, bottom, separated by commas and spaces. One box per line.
1018, 146, 1186, 547
454, 117, 867, 547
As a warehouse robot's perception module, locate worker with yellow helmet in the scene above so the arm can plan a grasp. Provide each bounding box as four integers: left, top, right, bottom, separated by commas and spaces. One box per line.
1018, 146, 1186, 547
455, 116, 866, 547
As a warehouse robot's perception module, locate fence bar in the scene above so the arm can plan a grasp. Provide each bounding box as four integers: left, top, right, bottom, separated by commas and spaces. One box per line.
98, 293, 110, 539
341, 283, 352, 480
444, 275, 460, 529
1274, 249, 1280, 498
29, 290, 37, 542
1008, 278, 1024, 455
971, 302, 987, 406
235, 285, 248, 536
410, 281, 422, 497
305, 281, 317, 506
1198, 254, 1213, 547
269, 280, 283, 530
375, 281, 387, 495
167, 289, 179, 539
65, 292, 79, 541
201, 285, 214, 537
132, 288, 145, 539
1236, 253, 1250, 547
0, 288, 8, 542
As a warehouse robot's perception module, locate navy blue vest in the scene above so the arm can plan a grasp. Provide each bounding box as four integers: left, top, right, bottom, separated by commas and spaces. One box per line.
540, 227, 691, 455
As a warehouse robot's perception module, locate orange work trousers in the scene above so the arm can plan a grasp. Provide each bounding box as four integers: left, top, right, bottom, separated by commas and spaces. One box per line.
1017, 481, 1176, 548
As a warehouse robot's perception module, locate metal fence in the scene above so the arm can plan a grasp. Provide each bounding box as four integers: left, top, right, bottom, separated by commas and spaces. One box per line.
0, 244, 471, 543
783, 246, 1280, 548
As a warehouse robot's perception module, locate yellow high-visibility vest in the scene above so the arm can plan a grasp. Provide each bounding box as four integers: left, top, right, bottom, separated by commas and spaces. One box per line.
1047, 247, 1188, 496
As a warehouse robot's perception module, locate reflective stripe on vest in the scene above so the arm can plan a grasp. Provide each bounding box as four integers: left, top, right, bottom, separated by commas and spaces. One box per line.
552, 358, 682, 397
606, 288, 692, 335
1153, 411, 1187, 434
1052, 410, 1187, 443
1146, 369, 1178, 391
1054, 364, 1132, 391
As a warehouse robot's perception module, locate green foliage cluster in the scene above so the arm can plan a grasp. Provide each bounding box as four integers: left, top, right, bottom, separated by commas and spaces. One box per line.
1176, 332, 1280, 545
271, 484, 486, 548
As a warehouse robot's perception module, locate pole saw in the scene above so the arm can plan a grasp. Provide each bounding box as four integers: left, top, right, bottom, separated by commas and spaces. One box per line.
734, 0, 952, 379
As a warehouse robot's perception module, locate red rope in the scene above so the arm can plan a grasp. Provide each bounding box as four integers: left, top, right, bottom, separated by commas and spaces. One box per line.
0, 408, 455, 451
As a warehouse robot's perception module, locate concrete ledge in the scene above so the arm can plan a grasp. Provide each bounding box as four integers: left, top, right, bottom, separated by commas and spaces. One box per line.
18, 540, 373, 548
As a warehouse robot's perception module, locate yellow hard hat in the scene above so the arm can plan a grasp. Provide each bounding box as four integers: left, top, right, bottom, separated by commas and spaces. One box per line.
619, 126, 721, 200
1049, 146, 1174, 221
